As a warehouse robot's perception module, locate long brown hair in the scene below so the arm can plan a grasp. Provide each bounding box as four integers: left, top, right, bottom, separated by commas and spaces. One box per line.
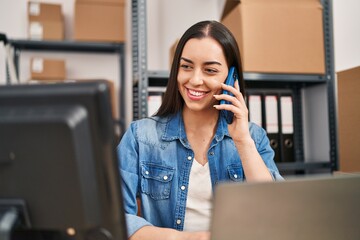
155, 20, 244, 117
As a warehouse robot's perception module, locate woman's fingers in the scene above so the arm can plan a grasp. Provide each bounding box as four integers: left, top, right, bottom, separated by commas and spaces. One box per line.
214, 81, 244, 107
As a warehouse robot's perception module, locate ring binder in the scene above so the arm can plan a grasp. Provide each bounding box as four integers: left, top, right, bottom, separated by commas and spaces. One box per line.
248, 94, 262, 127
265, 95, 281, 163
246, 90, 296, 164
280, 95, 294, 162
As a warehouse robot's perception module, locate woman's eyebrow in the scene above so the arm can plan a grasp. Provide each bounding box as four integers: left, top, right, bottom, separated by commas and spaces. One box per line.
204, 61, 222, 66
180, 57, 193, 64
180, 57, 222, 66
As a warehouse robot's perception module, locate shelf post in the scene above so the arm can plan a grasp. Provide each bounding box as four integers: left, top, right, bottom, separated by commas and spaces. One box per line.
132, 0, 148, 120
323, 0, 339, 171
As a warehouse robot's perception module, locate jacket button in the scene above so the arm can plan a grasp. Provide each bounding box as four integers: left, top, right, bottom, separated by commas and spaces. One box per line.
187, 156, 192, 161
181, 185, 186, 191
176, 219, 181, 225
163, 175, 168, 180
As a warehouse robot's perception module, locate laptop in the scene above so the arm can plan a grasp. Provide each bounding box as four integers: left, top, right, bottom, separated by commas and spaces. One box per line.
210, 175, 360, 240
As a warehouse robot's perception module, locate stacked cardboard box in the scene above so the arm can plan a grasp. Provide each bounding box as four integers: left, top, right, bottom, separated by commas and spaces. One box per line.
74, 0, 125, 42
337, 66, 360, 172
28, 2, 64, 40
221, 0, 325, 74
30, 58, 66, 80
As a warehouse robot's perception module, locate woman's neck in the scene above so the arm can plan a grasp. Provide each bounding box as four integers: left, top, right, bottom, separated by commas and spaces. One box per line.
182, 107, 219, 132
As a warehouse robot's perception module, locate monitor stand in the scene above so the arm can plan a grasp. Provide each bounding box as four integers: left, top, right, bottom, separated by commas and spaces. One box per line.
0, 199, 31, 240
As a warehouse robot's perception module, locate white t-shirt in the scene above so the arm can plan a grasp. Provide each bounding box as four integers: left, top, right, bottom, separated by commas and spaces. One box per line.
183, 159, 213, 232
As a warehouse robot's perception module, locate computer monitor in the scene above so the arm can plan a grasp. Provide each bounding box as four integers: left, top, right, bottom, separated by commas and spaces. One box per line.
0, 81, 127, 240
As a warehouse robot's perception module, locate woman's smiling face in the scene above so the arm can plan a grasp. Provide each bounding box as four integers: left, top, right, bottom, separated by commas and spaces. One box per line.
177, 37, 229, 113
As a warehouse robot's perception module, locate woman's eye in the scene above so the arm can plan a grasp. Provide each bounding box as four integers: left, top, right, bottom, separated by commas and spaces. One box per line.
205, 68, 218, 74
180, 64, 192, 70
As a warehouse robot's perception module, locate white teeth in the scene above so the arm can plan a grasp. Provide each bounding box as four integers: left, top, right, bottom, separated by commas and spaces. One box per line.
189, 89, 205, 96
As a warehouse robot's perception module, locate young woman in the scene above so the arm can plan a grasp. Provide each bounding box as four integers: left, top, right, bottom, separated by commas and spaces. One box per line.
118, 20, 283, 240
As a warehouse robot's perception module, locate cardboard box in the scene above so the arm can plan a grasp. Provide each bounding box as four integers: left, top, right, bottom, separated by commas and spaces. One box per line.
337, 66, 360, 172
28, 2, 62, 22
30, 58, 66, 80
28, 2, 64, 40
74, 0, 125, 42
221, 0, 325, 74
29, 21, 64, 40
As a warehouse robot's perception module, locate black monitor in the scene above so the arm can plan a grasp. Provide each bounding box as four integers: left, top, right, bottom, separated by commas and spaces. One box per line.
0, 81, 127, 240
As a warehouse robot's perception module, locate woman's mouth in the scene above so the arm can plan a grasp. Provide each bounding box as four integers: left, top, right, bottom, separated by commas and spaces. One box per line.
187, 88, 209, 100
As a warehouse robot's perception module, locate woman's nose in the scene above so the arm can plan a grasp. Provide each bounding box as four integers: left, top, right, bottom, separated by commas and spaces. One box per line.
189, 69, 204, 85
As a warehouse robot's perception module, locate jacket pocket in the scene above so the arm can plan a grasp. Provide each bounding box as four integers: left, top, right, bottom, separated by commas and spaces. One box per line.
140, 163, 175, 200
227, 164, 244, 181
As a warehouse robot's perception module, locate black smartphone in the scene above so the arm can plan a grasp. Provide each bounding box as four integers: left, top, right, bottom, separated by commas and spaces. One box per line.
220, 66, 239, 124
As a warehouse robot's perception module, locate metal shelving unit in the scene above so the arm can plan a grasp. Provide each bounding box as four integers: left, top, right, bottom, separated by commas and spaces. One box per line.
131, 0, 148, 120
6, 39, 126, 132
131, 0, 338, 174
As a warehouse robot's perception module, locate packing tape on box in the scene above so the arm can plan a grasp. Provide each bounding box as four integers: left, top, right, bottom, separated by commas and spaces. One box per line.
32, 58, 44, 73
29, 22, 43, 40
29, 2, 40, 16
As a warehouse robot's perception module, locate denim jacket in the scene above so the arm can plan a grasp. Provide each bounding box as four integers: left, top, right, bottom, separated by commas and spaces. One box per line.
117, 111, 283, 237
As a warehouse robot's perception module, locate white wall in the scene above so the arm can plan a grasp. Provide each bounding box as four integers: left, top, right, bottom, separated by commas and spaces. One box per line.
333, 0, 360, 72
147, 0, 223, 71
